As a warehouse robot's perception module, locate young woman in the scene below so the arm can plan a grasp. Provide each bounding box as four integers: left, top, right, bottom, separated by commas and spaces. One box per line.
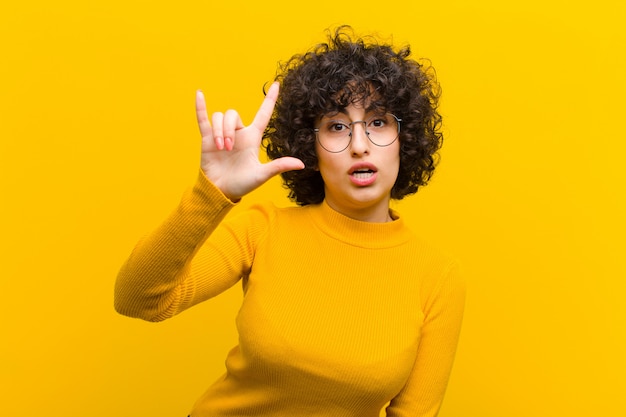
115, 27, 466, 417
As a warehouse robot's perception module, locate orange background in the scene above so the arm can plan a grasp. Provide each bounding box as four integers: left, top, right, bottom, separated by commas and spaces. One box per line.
1, 1, 624, 416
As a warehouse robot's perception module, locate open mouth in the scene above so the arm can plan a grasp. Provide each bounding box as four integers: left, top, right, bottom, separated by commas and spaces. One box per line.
351, 169, 375, 179
348, 163, 378, 185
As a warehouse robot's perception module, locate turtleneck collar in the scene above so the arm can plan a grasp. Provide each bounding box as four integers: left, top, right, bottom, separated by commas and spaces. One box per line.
306, 200, 413, 249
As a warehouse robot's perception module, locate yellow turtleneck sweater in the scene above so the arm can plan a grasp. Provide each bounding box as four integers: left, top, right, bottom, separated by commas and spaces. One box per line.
115, 171, 466, 417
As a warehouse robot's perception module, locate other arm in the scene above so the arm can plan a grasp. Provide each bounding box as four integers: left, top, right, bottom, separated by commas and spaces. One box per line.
386, 262, 466, 417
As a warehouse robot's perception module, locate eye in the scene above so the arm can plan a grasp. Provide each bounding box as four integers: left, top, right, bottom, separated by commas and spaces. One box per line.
325, 121, 350, 134
368, 117, 387, 129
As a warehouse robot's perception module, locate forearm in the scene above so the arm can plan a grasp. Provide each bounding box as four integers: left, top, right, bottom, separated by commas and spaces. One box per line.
114, 170, 235, 321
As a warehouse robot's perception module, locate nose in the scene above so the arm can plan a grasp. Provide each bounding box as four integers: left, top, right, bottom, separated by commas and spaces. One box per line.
349, 121, 370, 155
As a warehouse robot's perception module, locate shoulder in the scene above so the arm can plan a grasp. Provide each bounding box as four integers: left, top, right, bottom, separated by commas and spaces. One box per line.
394, 219, 465, 306
247, 200, 309, 221
399, 220, 458, 269
223, 200, 310, 233
409, 239, 465, 314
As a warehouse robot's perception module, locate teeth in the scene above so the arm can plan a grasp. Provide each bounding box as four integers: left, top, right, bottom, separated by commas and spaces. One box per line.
352, 172, 374, 179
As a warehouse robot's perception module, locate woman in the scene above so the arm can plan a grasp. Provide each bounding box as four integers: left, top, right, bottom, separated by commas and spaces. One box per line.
115, 27, 466, 417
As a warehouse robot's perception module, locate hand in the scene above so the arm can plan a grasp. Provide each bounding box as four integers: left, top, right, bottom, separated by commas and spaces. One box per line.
195, 82, 304, 201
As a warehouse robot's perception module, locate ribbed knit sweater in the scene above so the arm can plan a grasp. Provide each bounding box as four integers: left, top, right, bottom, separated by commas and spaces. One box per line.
115, 170, 466, 417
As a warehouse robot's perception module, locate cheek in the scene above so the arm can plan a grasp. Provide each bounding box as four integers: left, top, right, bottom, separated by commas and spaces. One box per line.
388, 145, 401, 170
318, 160, 342, 182
387, 147, 402, 183
315, 149, 341, 175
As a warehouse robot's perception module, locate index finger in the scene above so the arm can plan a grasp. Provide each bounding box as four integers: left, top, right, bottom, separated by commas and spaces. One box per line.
250, 82, 279, 133
195, 90, 213, 139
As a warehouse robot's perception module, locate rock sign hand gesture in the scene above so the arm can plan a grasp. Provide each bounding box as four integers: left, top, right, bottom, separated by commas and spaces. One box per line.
195, 82, 305, 201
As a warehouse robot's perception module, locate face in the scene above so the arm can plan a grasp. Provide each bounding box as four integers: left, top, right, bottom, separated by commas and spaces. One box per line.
315, 103, 401, 223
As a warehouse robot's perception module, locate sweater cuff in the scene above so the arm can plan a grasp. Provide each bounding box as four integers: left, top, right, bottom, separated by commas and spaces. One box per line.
191, 169, 237, 209
171, 170, 238, 238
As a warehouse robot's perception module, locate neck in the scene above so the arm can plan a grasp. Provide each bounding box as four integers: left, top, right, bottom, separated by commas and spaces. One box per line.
324, 199, 393, 223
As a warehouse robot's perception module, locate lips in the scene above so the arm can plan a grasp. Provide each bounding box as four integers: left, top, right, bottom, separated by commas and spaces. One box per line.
348, 162, 378, 186
349, 162, 378, 175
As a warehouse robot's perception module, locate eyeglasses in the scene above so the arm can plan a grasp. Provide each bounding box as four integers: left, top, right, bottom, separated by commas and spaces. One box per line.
314, 113, 402, 153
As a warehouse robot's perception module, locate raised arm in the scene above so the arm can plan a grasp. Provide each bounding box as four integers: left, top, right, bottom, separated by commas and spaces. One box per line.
114, 84, 303, 321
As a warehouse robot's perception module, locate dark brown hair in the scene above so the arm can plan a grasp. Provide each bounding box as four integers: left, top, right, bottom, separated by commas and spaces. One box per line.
264, 26, 443, 205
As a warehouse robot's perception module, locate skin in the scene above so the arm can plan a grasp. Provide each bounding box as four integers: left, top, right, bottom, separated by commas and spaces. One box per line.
315, 104, 400, 223
195, 82, 304, 201
196, 83, 400, 223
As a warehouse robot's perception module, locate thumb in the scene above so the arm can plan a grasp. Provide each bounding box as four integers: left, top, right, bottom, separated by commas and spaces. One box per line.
260, 157, 305, 180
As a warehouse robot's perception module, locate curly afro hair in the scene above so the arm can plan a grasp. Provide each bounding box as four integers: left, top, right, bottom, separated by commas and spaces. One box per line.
263, 26, 443, 206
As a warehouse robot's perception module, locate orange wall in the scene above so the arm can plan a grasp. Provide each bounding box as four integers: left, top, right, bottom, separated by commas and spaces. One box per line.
1, 1, 624, 416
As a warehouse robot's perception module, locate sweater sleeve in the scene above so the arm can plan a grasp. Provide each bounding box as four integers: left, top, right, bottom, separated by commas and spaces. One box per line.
386, 261, 466, 417
114, 170, 257, 322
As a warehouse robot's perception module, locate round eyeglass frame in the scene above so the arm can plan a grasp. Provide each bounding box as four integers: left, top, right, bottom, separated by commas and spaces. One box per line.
313, 113, 402, 153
